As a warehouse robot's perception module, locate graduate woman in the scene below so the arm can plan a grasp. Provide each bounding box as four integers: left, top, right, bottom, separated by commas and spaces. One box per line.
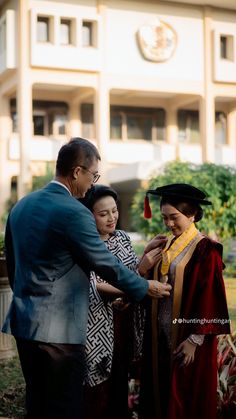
139, 183, 230, 419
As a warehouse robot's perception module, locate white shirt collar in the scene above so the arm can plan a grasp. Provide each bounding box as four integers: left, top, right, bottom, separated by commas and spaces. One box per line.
50, 180, 72, 196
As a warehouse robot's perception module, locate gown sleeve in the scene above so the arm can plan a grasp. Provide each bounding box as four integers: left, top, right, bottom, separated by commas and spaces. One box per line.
180, 239, 230, 336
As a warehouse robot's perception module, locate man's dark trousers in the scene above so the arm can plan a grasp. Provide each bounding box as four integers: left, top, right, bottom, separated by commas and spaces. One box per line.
16, 338, 85, 419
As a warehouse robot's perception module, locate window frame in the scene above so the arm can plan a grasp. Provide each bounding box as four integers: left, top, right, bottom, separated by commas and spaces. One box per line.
110, 106, 166, 142
215, 111, 227, 145
177, 110, 200, 144
220, 34, 234, 61
60, 18, 73, 46
82, 20, 97, 47
37, 16, 50, 43
33, 110, 47, 136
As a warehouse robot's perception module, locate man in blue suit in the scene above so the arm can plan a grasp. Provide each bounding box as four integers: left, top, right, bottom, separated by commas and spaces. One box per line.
2, 138, 171, 419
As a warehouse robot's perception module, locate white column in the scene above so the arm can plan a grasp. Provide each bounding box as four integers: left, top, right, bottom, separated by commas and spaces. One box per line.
227, 109, 236, 148
94, 1, 109, 184
94, 80, 109, 184
68, 103, 81, 138
166, 107, 178, 159
17, 0, 32, 199
199, 96, 215, 162
54, 15, 60, 46
201, 7, 215, 162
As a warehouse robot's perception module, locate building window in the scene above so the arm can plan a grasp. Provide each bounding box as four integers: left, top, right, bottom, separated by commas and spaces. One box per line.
111, 113, 123, 140
0, 19, 6, 56
33, 101, 68, 136
110, 106, 165, 141
220, 35, 234, 61
81, 103, 94, 138
82, 21, 95, 47
48, 113, 67, 135
33, 111, 68, 136
60, 19, 71, 45
10, 99, 18, 132
11, 111, 18, 132
10, 99, 68, 136
215, 112, 226, 145
37, 16, 50, 42
178, 110, 200, 143
127, 113, 152, 140
33, 113, 45, 136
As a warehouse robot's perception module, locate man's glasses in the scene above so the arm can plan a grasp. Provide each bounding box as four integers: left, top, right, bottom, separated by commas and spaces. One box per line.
78, 165, 101, 183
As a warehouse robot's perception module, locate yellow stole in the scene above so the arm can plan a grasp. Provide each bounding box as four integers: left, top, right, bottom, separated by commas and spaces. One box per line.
160, 223, 199, 281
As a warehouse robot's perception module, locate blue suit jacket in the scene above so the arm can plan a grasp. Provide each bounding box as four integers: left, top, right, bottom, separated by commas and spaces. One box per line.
2, 182, 148, 344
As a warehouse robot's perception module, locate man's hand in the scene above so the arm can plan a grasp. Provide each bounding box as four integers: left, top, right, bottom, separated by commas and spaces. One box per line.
143, 234, 168, 256
138, 247, 163, 276
147, 280, 171, 298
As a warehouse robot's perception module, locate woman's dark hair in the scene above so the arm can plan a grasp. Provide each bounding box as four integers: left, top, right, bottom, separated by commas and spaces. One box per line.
56, 137, 101, 176
79, 185, 118, 212
160, 197, 203, 222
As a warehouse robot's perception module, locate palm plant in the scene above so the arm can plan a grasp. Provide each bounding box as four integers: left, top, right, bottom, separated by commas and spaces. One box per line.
217, 332, 236, 418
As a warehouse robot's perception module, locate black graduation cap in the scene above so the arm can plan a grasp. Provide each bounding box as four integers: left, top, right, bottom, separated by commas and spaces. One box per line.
144, 183, 212, 219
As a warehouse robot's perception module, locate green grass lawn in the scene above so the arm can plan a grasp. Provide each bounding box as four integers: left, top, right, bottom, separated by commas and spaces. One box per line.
224, 277, 236, 332
0, 354, 25, 418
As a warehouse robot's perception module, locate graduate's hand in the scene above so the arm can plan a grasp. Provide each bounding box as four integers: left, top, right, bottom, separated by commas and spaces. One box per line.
147, 280, 171, 298
142, 235, 168, 255
138, 247, 163, 276
173, 339, 197, 367
112, 298, 131, 311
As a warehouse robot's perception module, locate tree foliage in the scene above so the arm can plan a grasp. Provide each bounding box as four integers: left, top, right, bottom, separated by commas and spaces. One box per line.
1, 163, 54, 227
31, 163, 54, 191
131, 161, 236, 240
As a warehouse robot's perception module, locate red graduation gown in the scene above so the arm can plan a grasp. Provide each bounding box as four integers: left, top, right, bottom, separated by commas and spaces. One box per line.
139, 237, 230, 419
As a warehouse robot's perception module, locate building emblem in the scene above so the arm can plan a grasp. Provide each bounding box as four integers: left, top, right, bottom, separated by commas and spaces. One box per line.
137, 19, 177, 62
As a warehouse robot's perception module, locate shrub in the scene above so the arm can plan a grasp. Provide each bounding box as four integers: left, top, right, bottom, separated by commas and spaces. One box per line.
131, 161, 236, 240
0, 232, 5, 257
217, 333, 236, 418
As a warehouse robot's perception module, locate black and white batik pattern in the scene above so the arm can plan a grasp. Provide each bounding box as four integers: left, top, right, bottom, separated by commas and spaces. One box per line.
84, 275, 114, 386
84, 230, 142, 387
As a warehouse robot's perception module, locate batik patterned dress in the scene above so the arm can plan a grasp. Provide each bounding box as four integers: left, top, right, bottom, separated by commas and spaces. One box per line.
84, 229, 145, 387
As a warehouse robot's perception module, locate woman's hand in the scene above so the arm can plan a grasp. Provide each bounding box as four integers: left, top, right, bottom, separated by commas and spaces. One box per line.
138, 247, 163, 276
112, 298, 131, 311
173, 339, 197, 367
142, 235, 168, 255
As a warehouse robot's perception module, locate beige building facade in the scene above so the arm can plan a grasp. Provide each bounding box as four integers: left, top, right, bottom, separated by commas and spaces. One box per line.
1, 0, 236, 228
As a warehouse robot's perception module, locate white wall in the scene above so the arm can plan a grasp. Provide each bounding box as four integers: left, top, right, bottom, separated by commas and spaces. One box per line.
212, 9, 236, 83
107, 141, 176, 164
105, 1, 204, 85
30, 0, 101, 70
0, 10, 16, 74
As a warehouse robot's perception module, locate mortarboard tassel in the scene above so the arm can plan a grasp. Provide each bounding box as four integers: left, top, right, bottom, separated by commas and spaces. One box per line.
144, 194, 152, 219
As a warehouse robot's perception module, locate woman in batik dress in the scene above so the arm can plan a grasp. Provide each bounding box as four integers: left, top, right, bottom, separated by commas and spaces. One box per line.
80, 184, 164, 419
